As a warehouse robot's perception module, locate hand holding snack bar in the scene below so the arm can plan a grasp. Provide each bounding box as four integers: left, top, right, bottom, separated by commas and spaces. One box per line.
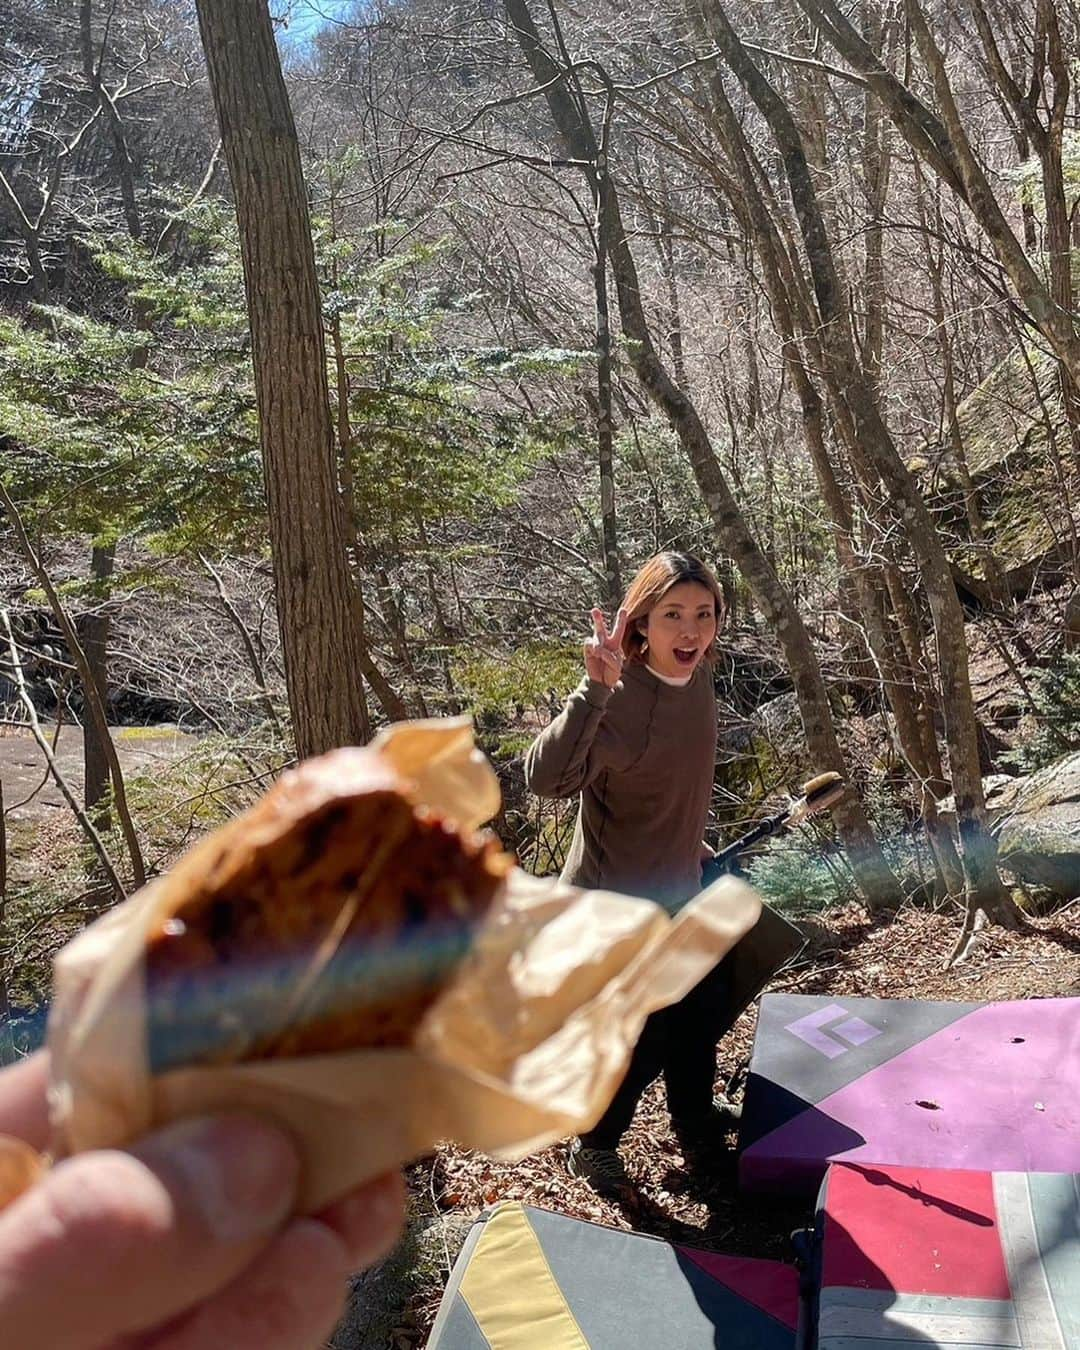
0, 1054, 404, 1350
1, 718, 761, 1268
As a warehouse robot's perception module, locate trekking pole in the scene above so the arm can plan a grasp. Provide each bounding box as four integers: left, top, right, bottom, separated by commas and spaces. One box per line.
702, 771, 847, 884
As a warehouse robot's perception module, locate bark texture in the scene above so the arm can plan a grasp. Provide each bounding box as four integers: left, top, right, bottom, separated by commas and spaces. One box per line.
195, 0, 369, 757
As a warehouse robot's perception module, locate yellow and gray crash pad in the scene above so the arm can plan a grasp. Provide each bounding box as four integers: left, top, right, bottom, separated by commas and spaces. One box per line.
426, 1201, 800, 1348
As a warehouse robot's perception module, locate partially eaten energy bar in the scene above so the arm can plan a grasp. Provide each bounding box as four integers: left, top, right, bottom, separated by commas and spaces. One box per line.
144, 748, 512, 1073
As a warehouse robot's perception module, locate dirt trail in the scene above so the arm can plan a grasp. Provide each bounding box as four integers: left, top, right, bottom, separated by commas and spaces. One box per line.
0, 724, 196, 824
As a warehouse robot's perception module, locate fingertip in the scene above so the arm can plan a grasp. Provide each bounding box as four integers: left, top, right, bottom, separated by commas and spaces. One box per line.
147, 1220, 353, 1350
317, 1171, 405, 1270
0, 1054, 50, 1151
280, 1217, 354, 1279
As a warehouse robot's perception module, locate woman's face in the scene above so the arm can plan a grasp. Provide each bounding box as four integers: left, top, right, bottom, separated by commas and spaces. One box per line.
641, 580, 718, 679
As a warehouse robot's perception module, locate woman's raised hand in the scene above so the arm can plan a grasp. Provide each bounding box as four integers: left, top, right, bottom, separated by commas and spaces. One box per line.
584, 607, 628, 688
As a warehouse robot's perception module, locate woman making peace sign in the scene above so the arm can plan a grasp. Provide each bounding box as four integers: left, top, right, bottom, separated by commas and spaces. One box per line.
524, 552, 731, 1198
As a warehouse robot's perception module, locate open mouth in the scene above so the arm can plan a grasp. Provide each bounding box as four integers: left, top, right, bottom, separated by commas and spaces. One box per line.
674, 647, 699, 666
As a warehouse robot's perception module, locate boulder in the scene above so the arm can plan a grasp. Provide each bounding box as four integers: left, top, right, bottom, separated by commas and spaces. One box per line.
914, 347, 1078, 598
992, 751, 1080, 898
935, 774, 1017, 827
1066, 589, 1080, 652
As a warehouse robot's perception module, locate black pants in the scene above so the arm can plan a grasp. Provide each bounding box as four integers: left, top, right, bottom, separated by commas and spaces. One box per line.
581, 958, 733, 1150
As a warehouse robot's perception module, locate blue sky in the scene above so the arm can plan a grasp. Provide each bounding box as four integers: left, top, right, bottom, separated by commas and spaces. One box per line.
274, 1, 355, 48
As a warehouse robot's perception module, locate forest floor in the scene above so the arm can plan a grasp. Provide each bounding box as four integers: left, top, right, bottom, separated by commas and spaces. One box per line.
339, 899, 1080, 1348
5, 727, 1078, 1347
0, 722, 197, 825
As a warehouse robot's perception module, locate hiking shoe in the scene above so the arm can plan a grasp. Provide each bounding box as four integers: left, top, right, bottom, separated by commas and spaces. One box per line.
673, 1099, 743, 1174
567, 1140, 634, 1199
711, 1094, 743, 1124
673, 1096, 742, 1142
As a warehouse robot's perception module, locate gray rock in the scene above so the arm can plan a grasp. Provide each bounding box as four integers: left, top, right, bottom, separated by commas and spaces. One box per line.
993, 751, 1080, 897
935, 774, 1017, 827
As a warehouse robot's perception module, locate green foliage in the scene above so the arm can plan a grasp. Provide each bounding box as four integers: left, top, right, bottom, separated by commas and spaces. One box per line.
1011, 133, 1080, 213
95, 202, 248, 333
1004, 652, 1080, 774
609, 416, 832, 609
0, 210, 264, 558
745, 776, 928, 915
119, 735, 285, 854
745, 829, 850, 915
2, 168, 584, 607
613, 421, 713, 559
309, 156, 587, 557
334, 292, 573, 551
453, 640, 580, 721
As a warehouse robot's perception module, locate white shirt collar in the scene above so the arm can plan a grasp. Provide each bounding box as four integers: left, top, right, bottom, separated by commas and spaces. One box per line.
646, 664, 693, 687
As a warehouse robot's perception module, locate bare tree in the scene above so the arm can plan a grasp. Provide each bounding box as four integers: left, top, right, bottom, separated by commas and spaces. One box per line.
791, 0, 1080, 408
504, 0, 903, 911
692, 53, 968, 898
698, 0, 1019, 927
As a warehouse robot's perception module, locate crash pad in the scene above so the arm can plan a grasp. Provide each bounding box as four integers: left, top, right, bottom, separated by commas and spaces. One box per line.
811, 1161, 1080, 1348
738, 992, 1080, 1193
427, 1201, 800, 1348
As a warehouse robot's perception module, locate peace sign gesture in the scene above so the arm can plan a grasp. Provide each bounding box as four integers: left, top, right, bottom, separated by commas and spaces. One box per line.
584, 606, 628, 688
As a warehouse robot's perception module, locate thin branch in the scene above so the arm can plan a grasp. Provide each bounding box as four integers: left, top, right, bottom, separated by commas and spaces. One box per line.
742, 40, 870, 88
1, 611, 126, 898
0, 484, 145, 887
198, 553, 283, 736
154, 139, 224, 254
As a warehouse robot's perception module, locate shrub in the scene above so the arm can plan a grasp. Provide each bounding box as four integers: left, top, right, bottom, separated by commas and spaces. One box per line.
1004, 652, 1080, 774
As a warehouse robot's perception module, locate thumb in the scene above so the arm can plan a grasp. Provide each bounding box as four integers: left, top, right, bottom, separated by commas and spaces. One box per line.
0, 1113, 299, 1350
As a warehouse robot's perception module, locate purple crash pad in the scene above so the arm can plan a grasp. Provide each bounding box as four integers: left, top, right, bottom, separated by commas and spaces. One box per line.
737, 993, 1080, 1194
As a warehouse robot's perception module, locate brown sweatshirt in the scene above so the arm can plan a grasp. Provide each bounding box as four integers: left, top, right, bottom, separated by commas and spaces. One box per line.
523, 661, 717, 912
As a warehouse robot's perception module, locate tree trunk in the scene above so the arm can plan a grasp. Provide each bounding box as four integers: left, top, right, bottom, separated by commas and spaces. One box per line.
702, 0, 1018, 926
654, 165, 690, 394
968, 0, 1080, 476
792, 0, 1080, 395
80, 0, 141, 241
330, 310, 407, 728
858, 0, 894, 394
376, 565, 428, 718
79, 544, 115, 814
594, 192, 622, 608
0, 485, 144, 890
698, 50, 962, 897
194, 0, 370, 758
